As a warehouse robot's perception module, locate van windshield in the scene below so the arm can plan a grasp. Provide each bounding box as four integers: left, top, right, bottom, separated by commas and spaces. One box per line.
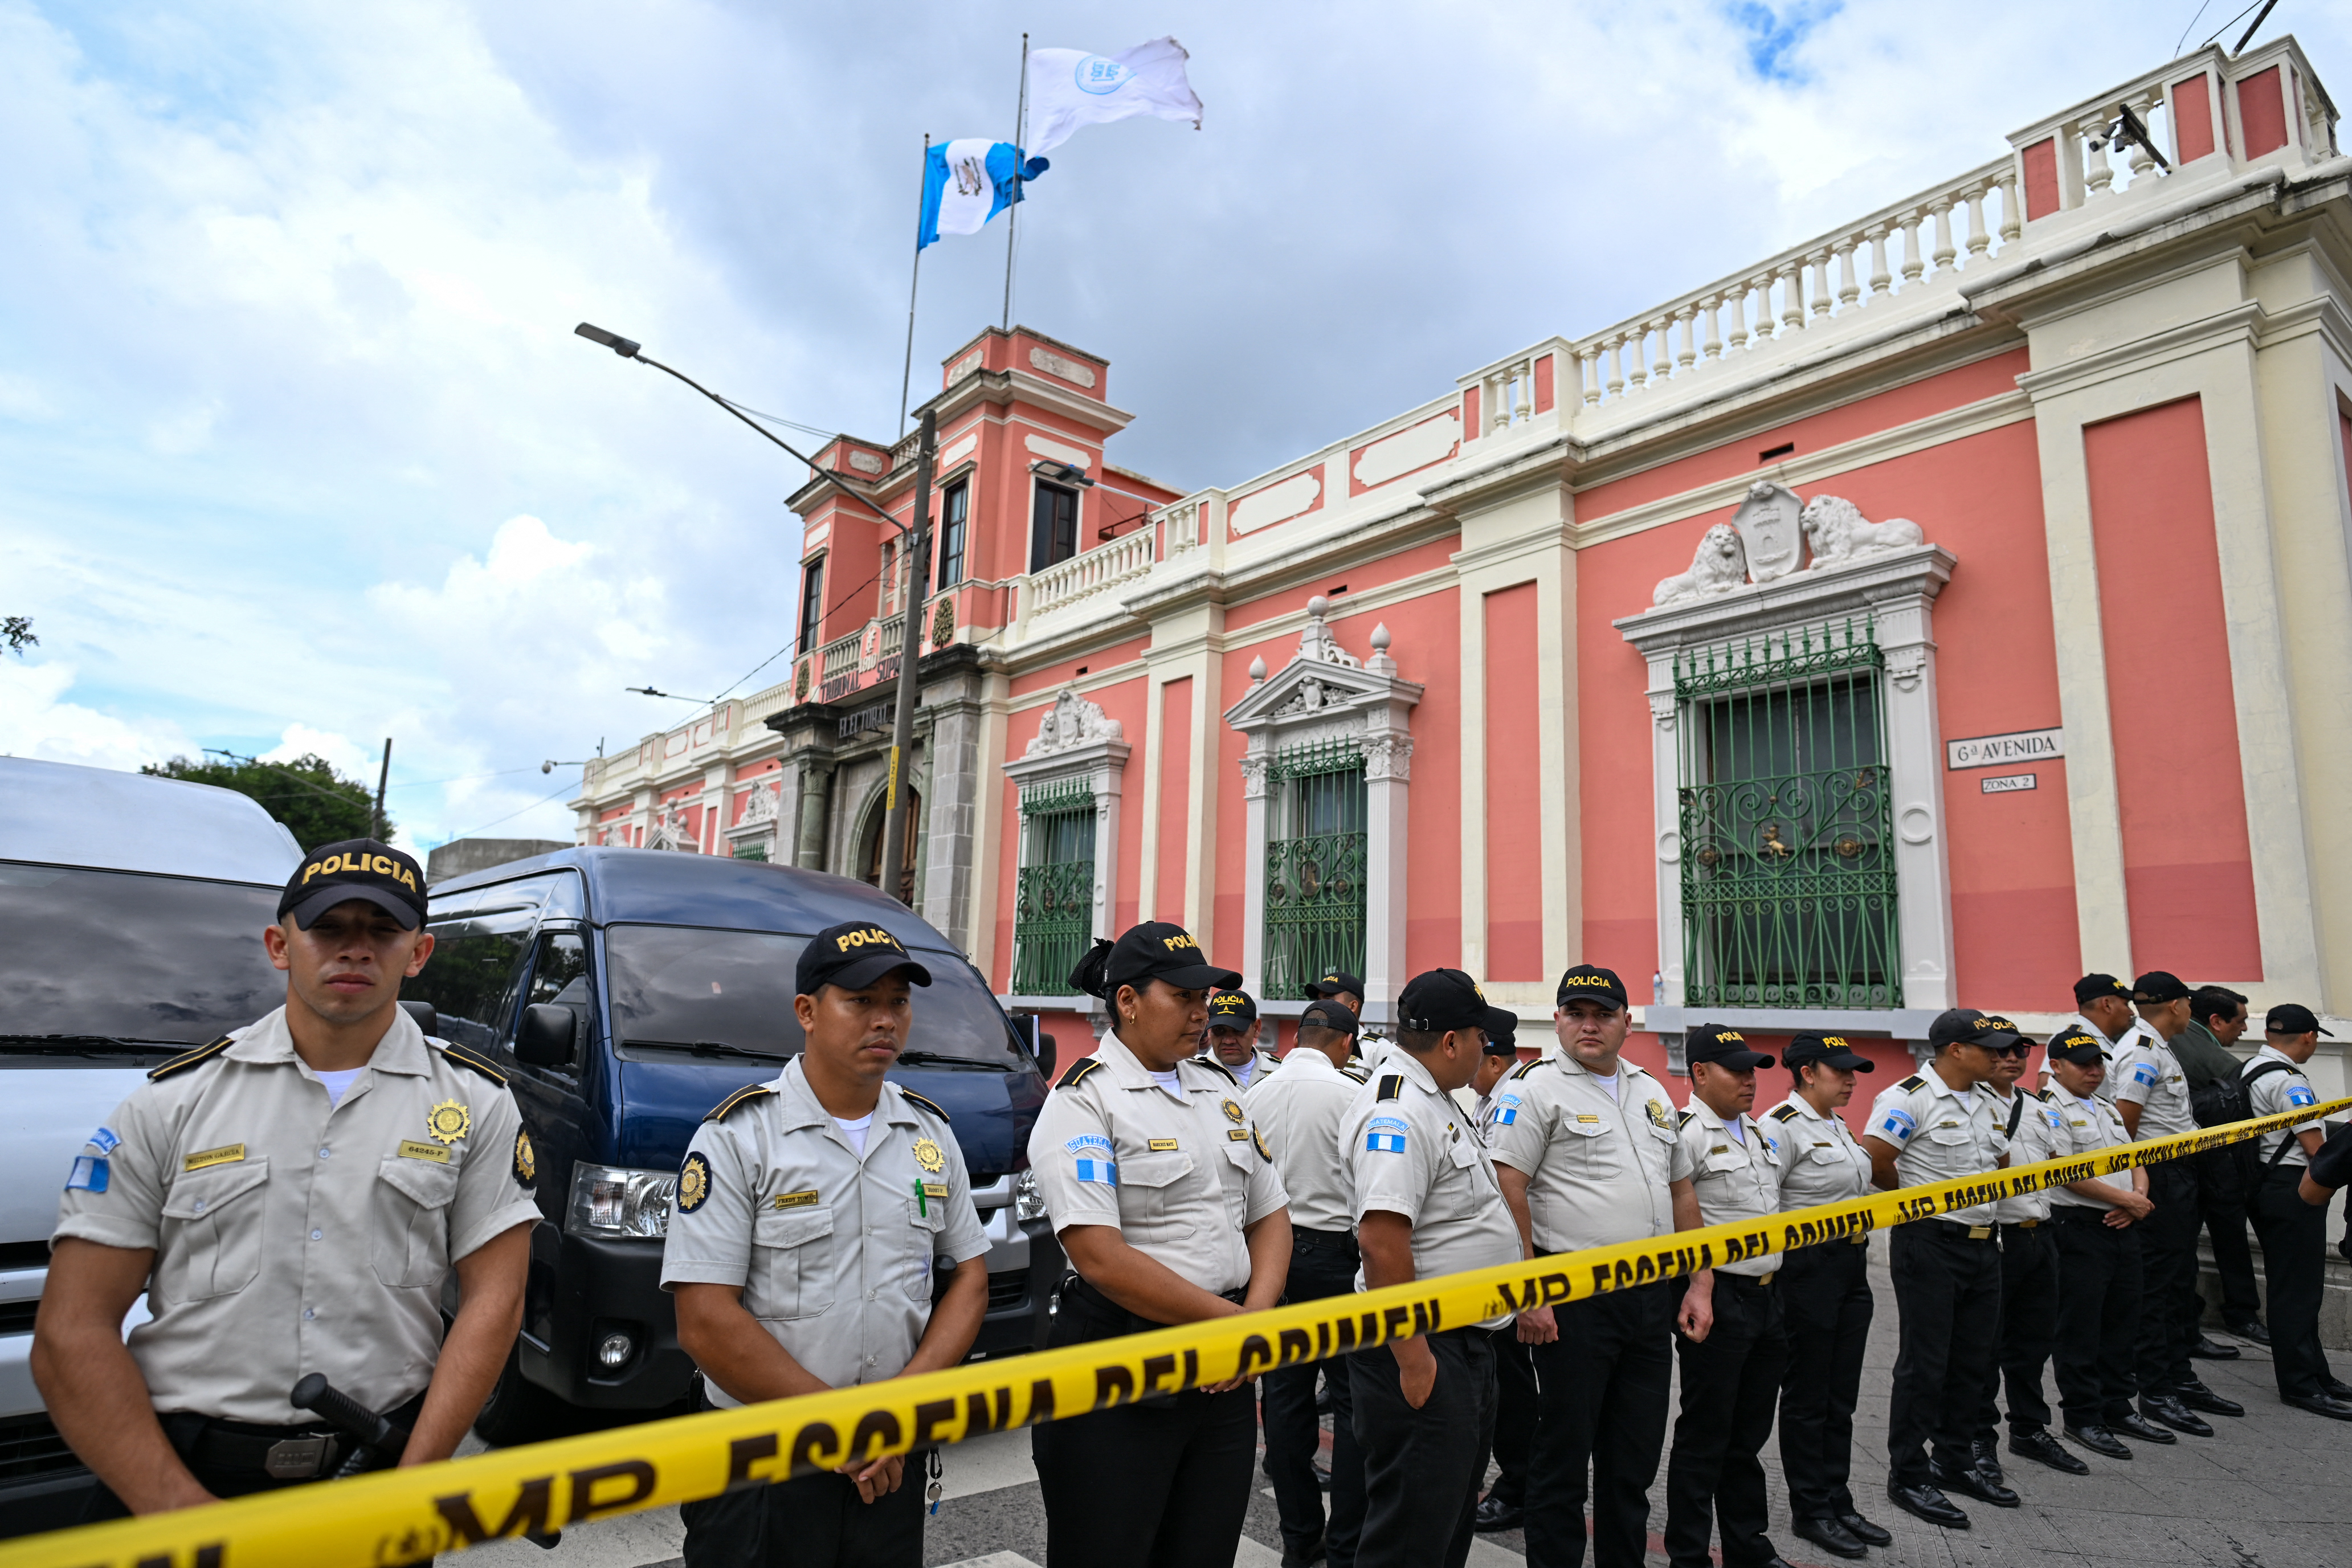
0, 862, 284, 1046
605, 924, 1024, 1068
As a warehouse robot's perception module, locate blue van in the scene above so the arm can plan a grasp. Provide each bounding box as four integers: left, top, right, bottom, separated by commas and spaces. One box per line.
403, 847, 1060, 1442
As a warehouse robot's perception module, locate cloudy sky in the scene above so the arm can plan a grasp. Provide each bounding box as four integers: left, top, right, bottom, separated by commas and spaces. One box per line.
5, 0, 2341, 848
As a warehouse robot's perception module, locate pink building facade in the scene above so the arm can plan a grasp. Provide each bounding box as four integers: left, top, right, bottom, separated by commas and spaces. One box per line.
574, 40, 2352, 1113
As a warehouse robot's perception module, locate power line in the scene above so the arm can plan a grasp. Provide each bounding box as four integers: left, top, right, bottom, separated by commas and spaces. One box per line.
443, 779, 579, 842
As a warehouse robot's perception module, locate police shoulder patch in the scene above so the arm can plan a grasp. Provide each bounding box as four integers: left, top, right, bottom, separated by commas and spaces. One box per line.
1896, 1075, 1925, 1093
1676, 1109, 1697, 1128
677, 1150, 712, 1213
436, 1043, 508, 1087
148, 1035, 234, 1082
1375, 1074, 1406, 1102
705, 1084, 775, 1122
1770, 1104, 1800, 1122
1060, 1057, 1105, 1091
897, 1088, 951, 1124
513, 1129, 537, 1187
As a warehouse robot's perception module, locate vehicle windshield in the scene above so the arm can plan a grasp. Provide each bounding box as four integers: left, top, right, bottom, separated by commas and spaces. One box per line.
0, 861, 284, 1045
605, 923, 1024, 1068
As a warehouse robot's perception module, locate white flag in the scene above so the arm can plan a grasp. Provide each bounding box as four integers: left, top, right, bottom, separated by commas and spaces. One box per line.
1025, 37, 1203, 156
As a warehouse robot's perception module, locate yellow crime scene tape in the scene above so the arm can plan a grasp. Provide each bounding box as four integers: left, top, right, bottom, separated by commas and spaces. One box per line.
9, 1096, 2343, 1568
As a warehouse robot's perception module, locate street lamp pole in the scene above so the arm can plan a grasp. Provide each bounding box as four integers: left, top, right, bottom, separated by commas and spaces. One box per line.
879, 408, 937, 908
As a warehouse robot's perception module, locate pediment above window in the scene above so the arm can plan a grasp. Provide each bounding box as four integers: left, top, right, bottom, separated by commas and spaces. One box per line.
1224, 597, 1424, 737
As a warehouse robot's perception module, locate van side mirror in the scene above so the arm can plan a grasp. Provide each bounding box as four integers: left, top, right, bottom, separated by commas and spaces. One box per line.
517, 1004, 575, 1068
398, 999, 439, 1038
1032, 1026, 1056, 1079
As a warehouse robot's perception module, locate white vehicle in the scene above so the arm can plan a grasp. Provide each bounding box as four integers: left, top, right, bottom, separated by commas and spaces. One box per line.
0, 758, 299, 1536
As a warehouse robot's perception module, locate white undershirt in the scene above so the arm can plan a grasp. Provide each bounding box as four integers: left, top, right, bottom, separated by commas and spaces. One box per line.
1950, 1088, 1977, 1113
834, 1113, 874, 1157
1149, 1069, 1183, 1097
1228, 1055, 1259, 1088
1592, 1070, 1622, 1104
315, 1067, 365, 1107
1724, 1117, 1746, 1145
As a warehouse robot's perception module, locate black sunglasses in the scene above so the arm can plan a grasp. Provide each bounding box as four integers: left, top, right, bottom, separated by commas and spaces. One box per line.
1987, 1042, 2032, 1059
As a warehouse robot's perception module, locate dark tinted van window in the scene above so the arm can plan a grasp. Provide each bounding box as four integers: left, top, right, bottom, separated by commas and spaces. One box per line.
0, 863, 282, 1043
605, 924, 1023, 1067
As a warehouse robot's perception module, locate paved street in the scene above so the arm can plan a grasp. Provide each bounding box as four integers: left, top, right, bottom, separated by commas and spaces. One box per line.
462, 1238, 2347, 1568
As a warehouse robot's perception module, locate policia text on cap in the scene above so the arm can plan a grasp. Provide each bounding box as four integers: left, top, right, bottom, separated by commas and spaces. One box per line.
31, 840, 539, 1519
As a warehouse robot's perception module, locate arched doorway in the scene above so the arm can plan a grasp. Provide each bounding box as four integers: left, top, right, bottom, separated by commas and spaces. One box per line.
860, 786, 921, 906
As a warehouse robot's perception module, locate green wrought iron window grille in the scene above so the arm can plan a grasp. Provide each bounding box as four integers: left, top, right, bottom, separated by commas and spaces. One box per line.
1675, 616, 1900, 1010
1263, 738, 1367, 1001
1013, 779, 1096, 996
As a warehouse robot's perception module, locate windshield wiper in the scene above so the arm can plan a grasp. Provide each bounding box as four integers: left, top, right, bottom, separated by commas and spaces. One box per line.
0, 1034, 188, 1057
893, 1051, 1011, 1070
623, 1038, 787, 1061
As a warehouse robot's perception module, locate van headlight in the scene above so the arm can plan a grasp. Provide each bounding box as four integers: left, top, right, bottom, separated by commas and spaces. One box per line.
1014, 1167, 1047, 1223
567, 1162, 677, 1239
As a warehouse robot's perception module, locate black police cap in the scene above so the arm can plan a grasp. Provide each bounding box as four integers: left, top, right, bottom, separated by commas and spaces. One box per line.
281, 839, 428, 931
1928, 1008, 2018, 1050
1784, 1031, 1874, 1074
1306, 970, 1365, 1001
1556, 964, 1630, 1010
1207, 989, 1260, 1030
2045, 1028, 2107, 1067
1399, 969, 1513, 1038
1686, 1022, 1774, 1071
796, 921, 933, 996
1299, 999, 1359, 1036
2265, 1002, 2331, 1038
2073, 972, 2131, 1005
2131, 970, 2191, 1004
1071, 921, 1240, 999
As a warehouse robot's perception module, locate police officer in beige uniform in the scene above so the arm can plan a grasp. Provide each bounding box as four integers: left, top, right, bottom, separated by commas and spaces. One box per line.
1470, 1012, 1539, 1535
35, 841, 538, 1520
1765, 1034, 1885, 1561
2038, 974, 2141, 1102
1026, 922, 1291, 1568
1969, 1023, 2082, 1481
1664, 1026, 1787, 1568
661, 921, 991, 1567
1248, 998, 1369, 1568
1861, 1008, 2014, 1526
1342, 969, 1522, 1568
2240, 1004, 2350, 1420
1201, 987, 1279, 1089
1489, 965, 1707, 1568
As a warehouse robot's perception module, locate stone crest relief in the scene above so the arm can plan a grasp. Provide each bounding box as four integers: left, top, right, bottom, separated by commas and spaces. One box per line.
1026, 688, 1125, 757
1650, 482, 1933, 607
1732, 481, 1805, 583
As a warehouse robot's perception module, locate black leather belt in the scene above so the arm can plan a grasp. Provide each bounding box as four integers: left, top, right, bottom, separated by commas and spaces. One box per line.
1292, 1227, 1359, 1256
161, 1390, 426, 1481
1061, 1273, 1245, 1336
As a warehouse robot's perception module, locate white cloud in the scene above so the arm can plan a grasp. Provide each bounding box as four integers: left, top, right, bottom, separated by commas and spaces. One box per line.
0, 660, 195, 771
261, 722, 380, 781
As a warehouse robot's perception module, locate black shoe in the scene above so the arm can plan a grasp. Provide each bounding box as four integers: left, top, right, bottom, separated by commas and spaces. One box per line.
1472, 1494, 1524, 1533
2284, 1392, 2352, 1421
2226, 1318, 2270, 1346
1969, 1436, 2004, 1485
1839, 1512, 1894, 1547
2064, 1424, 2132, 1460
1930, 1459, 2020, 1508
2188, 1333, 2240, 1359
2323, 1376, 2352, 1400
1314, 1460, 1331, 1491
2112, 1410, 2178, 1444
1790, 1517, 1867, 1559
1280, 1536, 1326, 1568
1886, 1481, 1969, 1528
2139, 1394, 2213, 1436
2176, 1382, 2244, 1418
2005, 1427, 2088, 1473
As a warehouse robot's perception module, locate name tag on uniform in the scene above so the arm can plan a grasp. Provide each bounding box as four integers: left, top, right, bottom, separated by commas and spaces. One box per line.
1709, 1144, 1730, 1154
1574, 1113, 1600, 1124
1227, 1128, 1251, 1142
921, 1182, 949, 1201
771, 1190, 820, 1209
1148, 1138, 1180, 1152
397, 1140, 451, 1163
183, 1144, 246, 1171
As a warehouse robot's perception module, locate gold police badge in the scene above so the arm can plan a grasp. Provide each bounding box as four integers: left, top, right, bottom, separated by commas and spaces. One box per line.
1222, 1098, 1244, 1124
1253, 1127, 1273, 1163
912, 1137, 946, 1174
1644, 1098, 1672, 1130
513, 1130, 537, 1187
427, 1100, 472, 1145
678, 1151, 712, 1214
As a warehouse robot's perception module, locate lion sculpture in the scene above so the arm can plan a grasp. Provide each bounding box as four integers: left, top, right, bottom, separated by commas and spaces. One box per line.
1800, 495, 1924, 569
1653, 523, 1749, 606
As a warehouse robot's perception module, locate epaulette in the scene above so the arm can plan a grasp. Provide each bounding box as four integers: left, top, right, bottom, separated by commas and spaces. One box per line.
704, 1084, 775, 1122
1769, 1104, 1800, 1122
2031, 1088, 2053, 1101
1677, 1109, 1697, 1128
897, 1088, 951, 1123
1059, 1057, 1105, 1091
437, 1043, 508, 1087
1509, 1059, 1544, 1080
1195, 1056, 1239, 1086
1897, 1075, 1925, 1092
1340, 1063, 1371, 1083
1375, 1074, 1405, 1102
148, 1035, 233, 1082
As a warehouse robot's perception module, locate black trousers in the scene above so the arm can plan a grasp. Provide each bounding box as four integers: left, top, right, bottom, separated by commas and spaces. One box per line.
1775, 1238, 1872, 1521
682, 1466, 924, 1568
2050, 1206, 2143, 1426
1034, 1282, 1259, 1568
1665, 1275, 1786, 1568
2196, 1149, 2263, 1327
1524, 1277, 1675, 1568
1973, 1222, 2057, 1439
1485, 1334, 1540, 1506
1349, 1328, 1496, 1568
1262, 1232, 1366, 1567
1886, 1220, 2000, 1487
2134, 1159, 2202, 1394
2249, 1164, 2334, 1399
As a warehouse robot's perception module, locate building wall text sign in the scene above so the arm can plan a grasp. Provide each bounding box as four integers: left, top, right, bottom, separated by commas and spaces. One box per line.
1946, 727, 2063, 770
1981, 773, 2038, 795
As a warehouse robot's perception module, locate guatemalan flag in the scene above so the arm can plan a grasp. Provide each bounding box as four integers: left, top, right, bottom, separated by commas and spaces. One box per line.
917, 140, 1048, 250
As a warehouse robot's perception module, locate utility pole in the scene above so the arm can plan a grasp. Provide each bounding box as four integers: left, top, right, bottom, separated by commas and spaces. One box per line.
879, 410, 937, 907
372, 737, 393, 842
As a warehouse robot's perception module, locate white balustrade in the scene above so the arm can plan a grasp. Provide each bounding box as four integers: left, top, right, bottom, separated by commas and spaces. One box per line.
1021, 522, 1161, 619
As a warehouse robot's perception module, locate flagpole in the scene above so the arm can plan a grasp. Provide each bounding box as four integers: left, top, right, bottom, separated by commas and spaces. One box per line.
1001, 32, 1028, 332
898, 132, 930, 439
